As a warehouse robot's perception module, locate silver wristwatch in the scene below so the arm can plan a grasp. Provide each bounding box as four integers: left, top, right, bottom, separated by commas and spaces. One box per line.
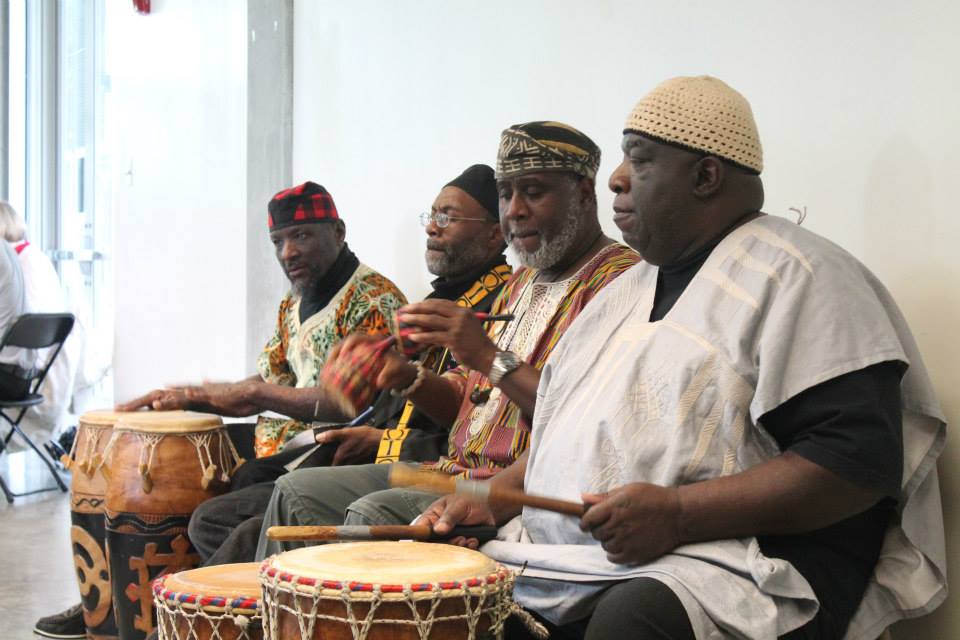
488, 350, 522, 385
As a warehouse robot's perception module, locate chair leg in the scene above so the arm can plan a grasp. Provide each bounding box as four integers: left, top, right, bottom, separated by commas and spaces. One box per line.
0, 474, 13, 504
2, 422, 68, 493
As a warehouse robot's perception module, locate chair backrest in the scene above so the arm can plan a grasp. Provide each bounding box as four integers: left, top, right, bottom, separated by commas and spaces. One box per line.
0, 313, 75, 350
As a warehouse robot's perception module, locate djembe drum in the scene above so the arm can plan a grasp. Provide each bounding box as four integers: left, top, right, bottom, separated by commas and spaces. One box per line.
258, 541, 515, 640
104, 411, 241, 640
62, 409, 126, 640
153, 563, 262, 640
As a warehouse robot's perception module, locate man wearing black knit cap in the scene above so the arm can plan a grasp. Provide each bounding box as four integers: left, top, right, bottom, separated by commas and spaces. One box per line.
169, 166, 512, 573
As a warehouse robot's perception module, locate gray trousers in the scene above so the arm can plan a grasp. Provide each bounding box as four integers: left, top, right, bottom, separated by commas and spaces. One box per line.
188, 482, 274, 565
255, 463, 439, 559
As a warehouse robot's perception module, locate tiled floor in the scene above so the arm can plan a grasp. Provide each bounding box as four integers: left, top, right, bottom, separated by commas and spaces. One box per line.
0, 451, 78, 639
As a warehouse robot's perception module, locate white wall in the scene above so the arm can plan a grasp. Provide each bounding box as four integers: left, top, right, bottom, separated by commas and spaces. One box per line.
108, 0, 248, 400
292, 0, 960, 634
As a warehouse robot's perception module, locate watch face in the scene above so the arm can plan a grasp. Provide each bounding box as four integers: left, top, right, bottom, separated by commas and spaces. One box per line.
490, 351, 521, 385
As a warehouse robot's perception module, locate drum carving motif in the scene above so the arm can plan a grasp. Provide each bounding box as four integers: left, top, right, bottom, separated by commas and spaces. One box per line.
71, 524, 112, 627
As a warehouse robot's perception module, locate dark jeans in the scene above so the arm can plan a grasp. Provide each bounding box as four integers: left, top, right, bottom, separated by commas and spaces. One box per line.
505, 578, 695, 640
188, 440, 338, 565
0, 367, 31, 401
504, 575, 842, 640
225, 422, 258, 462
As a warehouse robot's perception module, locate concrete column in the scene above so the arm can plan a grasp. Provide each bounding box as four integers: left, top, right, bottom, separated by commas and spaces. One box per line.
245, 0, 294, 372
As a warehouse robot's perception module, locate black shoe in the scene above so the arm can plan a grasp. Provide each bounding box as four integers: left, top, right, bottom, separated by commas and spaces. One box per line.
57, 425, 77, 455
44, 441, 68, 469
33, 603, 86, 639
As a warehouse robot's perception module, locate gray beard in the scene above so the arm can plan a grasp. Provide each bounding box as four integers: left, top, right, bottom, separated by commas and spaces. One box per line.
510, 203, 584, 270
425, 240, 492, 278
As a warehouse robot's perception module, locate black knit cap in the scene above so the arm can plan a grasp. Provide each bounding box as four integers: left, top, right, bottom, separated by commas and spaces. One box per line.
444, 164, 499, 220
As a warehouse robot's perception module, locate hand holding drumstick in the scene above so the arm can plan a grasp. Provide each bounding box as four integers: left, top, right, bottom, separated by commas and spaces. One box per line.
389, 462, 588, 549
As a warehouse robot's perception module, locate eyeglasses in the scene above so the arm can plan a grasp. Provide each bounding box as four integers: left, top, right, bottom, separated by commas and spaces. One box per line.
419, 211, 490, 228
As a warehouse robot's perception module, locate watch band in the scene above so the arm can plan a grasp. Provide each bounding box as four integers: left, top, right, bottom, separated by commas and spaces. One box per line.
488, 350, 522, 386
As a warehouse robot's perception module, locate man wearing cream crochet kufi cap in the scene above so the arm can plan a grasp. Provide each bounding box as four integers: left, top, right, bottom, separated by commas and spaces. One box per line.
420, 76, 946, 640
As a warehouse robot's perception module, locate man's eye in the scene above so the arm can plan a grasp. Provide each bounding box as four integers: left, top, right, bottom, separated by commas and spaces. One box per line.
523, 187, 543, 197
498, 189, 512, 199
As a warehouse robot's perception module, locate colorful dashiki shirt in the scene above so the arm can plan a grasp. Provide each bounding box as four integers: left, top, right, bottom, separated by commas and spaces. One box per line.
254, 263, 406, 457
373, 260, 513, 464
430, 243, 640, 479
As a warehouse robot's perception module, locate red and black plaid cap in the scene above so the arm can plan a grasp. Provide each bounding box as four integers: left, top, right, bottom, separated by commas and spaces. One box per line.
267, 181, 340, 230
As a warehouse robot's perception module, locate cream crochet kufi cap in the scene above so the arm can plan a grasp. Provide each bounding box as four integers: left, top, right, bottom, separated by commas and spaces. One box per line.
624, 75, 763, 174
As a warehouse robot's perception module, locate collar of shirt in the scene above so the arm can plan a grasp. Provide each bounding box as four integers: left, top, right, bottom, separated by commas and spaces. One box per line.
298, 243, 360, 322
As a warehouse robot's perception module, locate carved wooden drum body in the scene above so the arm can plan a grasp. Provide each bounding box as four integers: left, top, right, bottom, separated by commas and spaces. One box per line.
153, 562, 263, 640
259, 541, 515, 640
65, 409, 126, 640
104, 411, 239, 640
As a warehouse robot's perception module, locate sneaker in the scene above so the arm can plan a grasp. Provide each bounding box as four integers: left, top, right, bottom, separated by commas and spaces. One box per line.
57, 425, 77, 455
44, 440, 68, 468
33, 603, 86, 639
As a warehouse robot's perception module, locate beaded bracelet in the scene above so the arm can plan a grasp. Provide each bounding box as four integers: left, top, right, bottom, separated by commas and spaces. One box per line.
390, 362, 426, 398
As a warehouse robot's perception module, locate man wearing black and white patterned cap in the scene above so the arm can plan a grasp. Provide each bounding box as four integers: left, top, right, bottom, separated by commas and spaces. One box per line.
422, 76, 946, 640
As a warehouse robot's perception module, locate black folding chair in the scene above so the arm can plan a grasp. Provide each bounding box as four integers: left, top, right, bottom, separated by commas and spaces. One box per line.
0, 313, 75, 503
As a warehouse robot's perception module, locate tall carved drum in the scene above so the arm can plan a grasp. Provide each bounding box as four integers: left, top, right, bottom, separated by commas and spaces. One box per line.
259, 541, 515, 640
63, 409, 125, 640
153, 563, 263, 640
104, 411, 240, 640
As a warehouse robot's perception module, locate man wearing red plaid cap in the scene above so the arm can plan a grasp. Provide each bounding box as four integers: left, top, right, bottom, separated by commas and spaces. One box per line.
116, 182, 407, 459
40, 183, 405, 639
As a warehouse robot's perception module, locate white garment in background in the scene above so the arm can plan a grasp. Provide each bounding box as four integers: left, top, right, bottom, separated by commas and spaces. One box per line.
9, 241, 86, 448
482, 215, 945, 640
0, 241, 33, 371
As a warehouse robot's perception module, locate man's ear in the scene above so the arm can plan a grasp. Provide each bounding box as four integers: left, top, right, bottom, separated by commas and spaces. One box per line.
333, 219, 347, 244
578, 177, 596, 206
693, 157, 724, 198
488, 220, 505, 249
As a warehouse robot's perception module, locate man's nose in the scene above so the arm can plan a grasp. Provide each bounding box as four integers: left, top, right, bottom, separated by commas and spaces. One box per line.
609, 159, 630, 195
502, 192, 527, 220
279, 239, 298, 261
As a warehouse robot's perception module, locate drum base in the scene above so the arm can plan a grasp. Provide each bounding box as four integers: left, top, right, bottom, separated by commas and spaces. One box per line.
106, 512, 200, 640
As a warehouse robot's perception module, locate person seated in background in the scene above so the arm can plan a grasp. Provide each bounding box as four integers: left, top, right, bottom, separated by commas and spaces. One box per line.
0, 240, 32, 402
186, 164, 513, 565
34, 182, 406, 640
115, 181, 407, 460
255, 120, 641, 561
1, 200, 87, 453
419, 76, 946, 640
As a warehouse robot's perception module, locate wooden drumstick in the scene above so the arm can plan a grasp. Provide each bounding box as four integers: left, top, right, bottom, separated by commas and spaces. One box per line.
389, 464, 587, 517
266, 523, 498, 542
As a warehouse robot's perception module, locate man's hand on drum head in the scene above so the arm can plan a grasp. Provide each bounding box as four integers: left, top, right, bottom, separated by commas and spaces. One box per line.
182, 381, 261, 417
115, 388, 190, 412
398, 300, 498, 374
417, 495, 496, 550
317, 426, 383, 465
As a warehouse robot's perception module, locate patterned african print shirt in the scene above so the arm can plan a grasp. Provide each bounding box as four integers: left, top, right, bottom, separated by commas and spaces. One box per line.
431, 243, 640, 479
254, 262, 406, 457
